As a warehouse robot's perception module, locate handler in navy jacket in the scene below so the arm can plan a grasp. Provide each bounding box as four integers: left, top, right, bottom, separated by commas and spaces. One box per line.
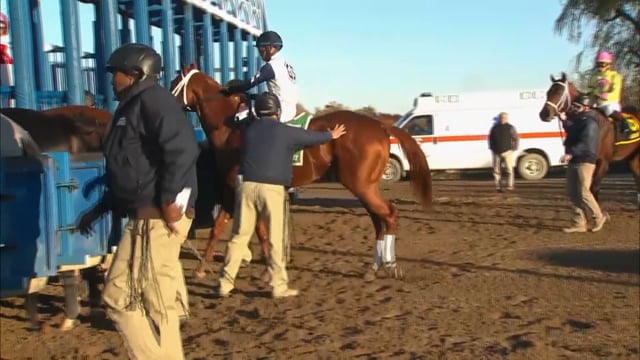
560, 94, 608, 233
218, 92, 346, 298
77, 43, 199, 360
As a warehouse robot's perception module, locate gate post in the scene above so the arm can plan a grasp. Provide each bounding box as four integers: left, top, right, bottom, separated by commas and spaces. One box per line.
59, 0, 84, 106
218, 21, 229, 84
233, 28, 243, 80
100, 0, 119, 112
161, 0, 175, 88
202, 14, 214, 77
7, 0, 37, 109
133, 0, 150, 45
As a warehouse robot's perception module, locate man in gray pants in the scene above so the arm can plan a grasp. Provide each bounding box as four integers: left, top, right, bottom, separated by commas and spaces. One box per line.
488, 112, 519, 191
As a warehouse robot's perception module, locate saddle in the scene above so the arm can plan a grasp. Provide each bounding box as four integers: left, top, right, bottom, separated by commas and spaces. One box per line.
612, 112, 640, 144
223, 93, 256, 130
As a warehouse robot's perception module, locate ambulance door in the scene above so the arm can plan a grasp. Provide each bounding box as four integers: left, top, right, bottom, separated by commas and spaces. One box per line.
400, 114, 444, 170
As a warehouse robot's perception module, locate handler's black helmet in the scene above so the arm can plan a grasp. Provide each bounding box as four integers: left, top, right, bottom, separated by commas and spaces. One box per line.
256, 31, 283, 50
106, 43, 162, 79
572, 93, 592, 107
254, 92, 281, 116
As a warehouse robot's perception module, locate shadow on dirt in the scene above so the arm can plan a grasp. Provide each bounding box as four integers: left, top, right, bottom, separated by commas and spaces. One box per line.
536, 248, 640, 275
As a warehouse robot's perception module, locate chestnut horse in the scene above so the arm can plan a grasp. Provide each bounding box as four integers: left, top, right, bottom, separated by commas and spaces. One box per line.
0, 105, 112, 154
539, 72, 640, 208
170, 63, 433, 281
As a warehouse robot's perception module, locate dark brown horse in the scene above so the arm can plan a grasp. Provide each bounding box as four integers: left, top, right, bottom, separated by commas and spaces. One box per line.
170, 63, 433, 281
0, 105, 113, 331
539, 72, 640, 208
0, 105, 112, 154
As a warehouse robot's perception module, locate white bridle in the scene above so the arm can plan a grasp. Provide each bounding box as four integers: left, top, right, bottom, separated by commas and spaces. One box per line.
545, 80, 571, 121
170, 69, 200, 110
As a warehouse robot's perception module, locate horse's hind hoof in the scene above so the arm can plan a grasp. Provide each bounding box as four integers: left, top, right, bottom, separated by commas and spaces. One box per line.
363, 268, 378, 282
384, 264, 405, 280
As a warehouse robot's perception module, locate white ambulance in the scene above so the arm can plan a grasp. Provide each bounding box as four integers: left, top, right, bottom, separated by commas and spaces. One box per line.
384, 89, 566, 182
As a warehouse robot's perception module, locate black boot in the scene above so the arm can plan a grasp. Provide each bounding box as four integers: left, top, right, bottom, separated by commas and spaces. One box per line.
611, 111, 629, 133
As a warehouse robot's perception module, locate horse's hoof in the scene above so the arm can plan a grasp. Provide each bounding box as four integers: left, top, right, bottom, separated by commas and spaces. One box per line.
363, 268, 378, 282
260, 269, 271, 284
59, 318, 78, 332
384, 264, 405, 280
193, 267, 206, 279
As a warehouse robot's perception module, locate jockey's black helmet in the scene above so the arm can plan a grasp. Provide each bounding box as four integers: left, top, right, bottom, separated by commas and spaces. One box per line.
106, 43, 162, 79
573, 93, 592, 107
254, 92, 281, 117
256, 31, 283, 50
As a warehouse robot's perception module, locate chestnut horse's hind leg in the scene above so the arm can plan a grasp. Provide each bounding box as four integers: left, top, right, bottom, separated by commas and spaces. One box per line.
350, 186, 403, 282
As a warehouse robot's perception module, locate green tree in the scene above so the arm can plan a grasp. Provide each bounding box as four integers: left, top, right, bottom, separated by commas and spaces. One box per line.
554, 0, 640, 105
314, 101, 350, 116
354, 105, 377, 117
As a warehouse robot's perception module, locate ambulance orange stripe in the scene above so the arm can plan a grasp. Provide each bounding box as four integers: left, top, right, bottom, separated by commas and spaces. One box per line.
389, 131, 564, 144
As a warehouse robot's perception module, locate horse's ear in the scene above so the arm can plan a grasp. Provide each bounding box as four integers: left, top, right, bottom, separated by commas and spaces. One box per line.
561, 72, 567, 82
550, 74, 556, 83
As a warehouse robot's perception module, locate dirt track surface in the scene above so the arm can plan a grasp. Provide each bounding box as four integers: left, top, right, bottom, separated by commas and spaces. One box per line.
1, 173, 639, 359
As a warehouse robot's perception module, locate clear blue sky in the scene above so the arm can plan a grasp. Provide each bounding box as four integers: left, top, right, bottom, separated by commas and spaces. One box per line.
1, 0, 588, 114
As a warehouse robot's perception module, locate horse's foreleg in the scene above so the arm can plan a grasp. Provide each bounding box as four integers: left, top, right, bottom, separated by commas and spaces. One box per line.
255, 219, 270, 262
590, 159, 609, 201
255, 219, 272, 284
194, 209, 231, 279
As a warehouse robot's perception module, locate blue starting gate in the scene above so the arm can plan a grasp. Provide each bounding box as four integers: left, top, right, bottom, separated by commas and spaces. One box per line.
1, 0, 268, 112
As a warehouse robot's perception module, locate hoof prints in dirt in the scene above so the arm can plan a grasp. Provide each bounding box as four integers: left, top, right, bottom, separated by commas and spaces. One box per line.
1, 179, 639, 358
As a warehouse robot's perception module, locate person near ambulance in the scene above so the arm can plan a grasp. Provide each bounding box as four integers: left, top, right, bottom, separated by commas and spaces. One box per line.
77, 43, 199, 360
488, 112, 519, 192
220, 30, 299, 123
588, 50, 629, 133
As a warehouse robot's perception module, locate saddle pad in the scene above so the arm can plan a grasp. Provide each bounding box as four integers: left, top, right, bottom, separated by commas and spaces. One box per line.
285, 112, 313, 166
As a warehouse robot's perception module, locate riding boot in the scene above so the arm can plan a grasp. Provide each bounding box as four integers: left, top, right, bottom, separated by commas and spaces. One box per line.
610, 111, 629, 133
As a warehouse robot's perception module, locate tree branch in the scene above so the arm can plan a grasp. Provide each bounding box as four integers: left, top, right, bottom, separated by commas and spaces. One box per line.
615, 7, 640, 34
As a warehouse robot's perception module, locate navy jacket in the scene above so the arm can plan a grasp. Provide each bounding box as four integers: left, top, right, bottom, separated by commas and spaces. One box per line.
489, 123, 519, 153
241, 117, 332, 186
102, 78, 200, 212
563, 111, 600, 164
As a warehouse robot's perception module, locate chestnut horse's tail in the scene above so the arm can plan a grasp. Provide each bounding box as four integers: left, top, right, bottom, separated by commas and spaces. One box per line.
386, 126, 433, 210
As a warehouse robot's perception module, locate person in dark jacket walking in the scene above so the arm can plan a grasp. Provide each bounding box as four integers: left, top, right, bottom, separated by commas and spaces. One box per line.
488, 112, 519, 191
561, 94, 609, 233
77, 43, 199, 360
218, 92, 346, 298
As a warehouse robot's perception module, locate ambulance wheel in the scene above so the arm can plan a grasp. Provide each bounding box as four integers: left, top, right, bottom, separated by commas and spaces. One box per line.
382, 158, 403, 183
517, 153, 548, 180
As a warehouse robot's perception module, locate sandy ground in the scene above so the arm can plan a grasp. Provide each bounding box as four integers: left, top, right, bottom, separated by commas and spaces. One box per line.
1, 170, 639, 360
